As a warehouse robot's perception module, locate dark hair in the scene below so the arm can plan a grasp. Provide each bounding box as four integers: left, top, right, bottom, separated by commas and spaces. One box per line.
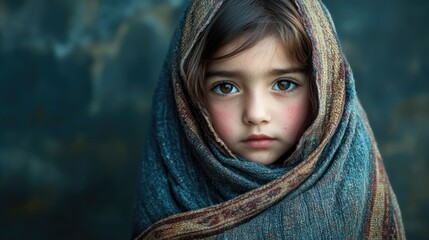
184, 0, 318, 127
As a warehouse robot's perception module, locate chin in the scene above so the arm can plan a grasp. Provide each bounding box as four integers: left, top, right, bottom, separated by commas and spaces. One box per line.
244, 155, 278, 165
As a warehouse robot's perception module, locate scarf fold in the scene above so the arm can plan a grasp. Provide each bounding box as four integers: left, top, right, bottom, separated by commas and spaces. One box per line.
133, 0, 405, 239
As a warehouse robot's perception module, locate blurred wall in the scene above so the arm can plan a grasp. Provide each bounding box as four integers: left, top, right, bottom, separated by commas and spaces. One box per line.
0, 0, 427, 239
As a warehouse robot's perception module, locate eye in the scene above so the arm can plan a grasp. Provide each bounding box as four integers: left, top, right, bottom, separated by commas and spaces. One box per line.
272, 79, 297, 92
212, 82, 239, 95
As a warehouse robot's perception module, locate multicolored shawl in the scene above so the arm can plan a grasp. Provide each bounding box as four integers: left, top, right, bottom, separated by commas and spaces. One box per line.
132, 0, 405, 239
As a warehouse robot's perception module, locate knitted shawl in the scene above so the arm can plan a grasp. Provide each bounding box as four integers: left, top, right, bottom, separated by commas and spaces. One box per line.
132, 0, 405, 239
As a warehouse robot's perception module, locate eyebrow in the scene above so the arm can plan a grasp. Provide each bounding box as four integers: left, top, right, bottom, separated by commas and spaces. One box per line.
205, 70, 242, 79
269, 68, 307, 76
205, 67, 307, 79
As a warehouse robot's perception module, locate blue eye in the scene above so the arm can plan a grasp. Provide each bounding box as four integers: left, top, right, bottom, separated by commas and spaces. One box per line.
272, 79, 297, 92
212, 82, 239, 95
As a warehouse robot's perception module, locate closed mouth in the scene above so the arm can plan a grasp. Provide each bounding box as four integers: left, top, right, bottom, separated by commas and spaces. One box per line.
243, 134, 276, 148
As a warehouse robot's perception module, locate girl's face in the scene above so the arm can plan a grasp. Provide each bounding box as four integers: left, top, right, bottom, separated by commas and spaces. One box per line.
205, 35, 310, 165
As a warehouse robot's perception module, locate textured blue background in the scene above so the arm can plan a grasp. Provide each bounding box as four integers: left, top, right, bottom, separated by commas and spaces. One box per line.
0, 0, 427, 238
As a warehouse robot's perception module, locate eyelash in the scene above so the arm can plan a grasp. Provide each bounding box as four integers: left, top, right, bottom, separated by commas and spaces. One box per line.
210, 79, 299, 96
272, 79, 298, 92
211, 81, 239, 96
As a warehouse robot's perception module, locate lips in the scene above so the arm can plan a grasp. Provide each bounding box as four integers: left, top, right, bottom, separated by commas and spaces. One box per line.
243, 134, 276, 149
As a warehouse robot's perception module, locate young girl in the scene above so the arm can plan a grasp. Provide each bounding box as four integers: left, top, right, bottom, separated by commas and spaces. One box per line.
133, 0, 405, 239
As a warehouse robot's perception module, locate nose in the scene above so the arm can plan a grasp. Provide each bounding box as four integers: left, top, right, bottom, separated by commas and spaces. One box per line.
242, 93, 272, 125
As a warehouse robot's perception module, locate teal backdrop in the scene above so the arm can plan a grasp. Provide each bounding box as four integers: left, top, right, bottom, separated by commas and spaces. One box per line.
0, 0, 427, 239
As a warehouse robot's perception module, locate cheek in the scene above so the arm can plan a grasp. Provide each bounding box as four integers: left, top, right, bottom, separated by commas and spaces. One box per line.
207, 104, 237, 141
282, 100, 310, 133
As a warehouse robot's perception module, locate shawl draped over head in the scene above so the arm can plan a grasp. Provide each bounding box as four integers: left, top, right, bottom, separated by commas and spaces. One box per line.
133, 0, 405, 239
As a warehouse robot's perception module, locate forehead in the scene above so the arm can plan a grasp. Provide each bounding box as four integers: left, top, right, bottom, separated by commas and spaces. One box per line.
211, 33, 300, 64
209, 35, 300, 70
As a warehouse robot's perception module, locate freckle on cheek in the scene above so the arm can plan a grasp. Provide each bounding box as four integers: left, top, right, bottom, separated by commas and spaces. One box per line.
211, 109, 232, 137
213, 109, 230, 123
283, 107, 306, 130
